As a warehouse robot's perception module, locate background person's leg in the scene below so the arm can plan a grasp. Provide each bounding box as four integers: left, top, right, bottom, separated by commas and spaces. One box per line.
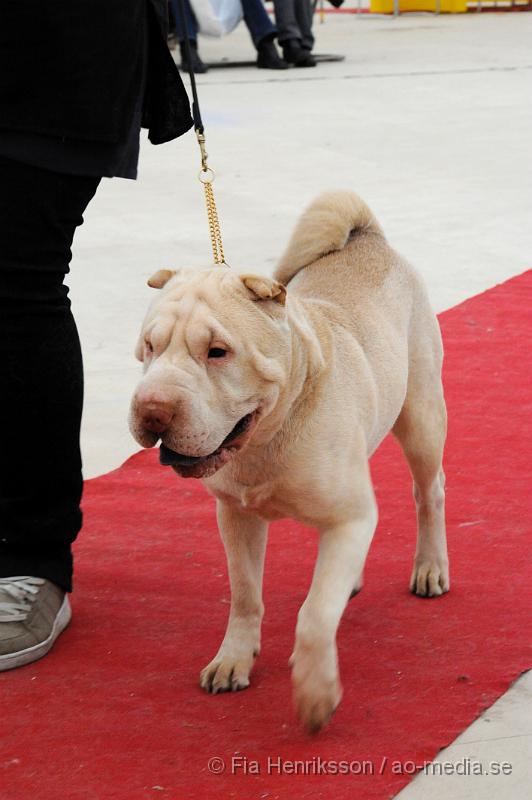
170, 0, 198, 41
241, 0, 277, 47
170, 0, 207, 73
240, 0, 287, 70
272, 0, 301, 46
272, 0, 315, 66
0, 155, 100, 593
294, 0, 314, 51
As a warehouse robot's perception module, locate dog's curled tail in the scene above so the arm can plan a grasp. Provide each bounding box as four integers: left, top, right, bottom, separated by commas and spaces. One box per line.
275, 190, 383, 286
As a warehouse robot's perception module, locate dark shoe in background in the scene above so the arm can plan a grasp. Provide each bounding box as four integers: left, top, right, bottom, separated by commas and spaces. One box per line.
179, 40, 209, 74
257, 38, 289, 70
282, 39, 317, 68
0, 577, 71, 671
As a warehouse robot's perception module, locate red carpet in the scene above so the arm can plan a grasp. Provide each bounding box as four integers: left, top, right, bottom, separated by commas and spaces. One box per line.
2, 272, 531, 800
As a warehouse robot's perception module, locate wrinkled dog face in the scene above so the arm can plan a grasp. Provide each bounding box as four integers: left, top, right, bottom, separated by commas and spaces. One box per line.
129, 266, 289, 479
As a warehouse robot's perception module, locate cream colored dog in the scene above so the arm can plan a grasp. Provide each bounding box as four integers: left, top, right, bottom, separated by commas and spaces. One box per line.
129, 191, 449, 732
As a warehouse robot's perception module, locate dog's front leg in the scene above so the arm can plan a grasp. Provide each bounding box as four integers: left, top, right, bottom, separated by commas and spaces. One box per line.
200, 499, 268, 694
291, 503, 377, 732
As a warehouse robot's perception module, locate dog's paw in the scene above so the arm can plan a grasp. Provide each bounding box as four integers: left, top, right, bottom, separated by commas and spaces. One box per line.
200, 646, 257, 694
410, 558, 449, 597
290, 644, 342, 733
294, 679, 342, 734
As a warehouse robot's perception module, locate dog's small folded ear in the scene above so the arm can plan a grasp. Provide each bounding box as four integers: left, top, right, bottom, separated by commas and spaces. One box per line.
147, 269, 176, 289
241, 275, 287, 306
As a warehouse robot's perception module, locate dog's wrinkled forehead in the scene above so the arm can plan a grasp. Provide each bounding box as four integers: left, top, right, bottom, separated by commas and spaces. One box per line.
139, 265, 287, 363
147, 267, 285, 323
150, 267, 239, 309
148, 265, 286, 305
146, 269, 236, 326
144, 270, 228, 343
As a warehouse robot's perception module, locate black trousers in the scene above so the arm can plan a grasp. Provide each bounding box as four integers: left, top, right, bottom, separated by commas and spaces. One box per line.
0, 155, 100, 592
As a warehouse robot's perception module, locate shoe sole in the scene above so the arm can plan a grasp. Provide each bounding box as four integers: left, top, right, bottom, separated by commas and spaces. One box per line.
0, 595, 72, 672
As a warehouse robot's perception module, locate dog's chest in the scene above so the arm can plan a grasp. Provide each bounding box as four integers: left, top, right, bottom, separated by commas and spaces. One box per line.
207, 481, 289, 520
205, 465, 309, 521
205, 463, 338, 526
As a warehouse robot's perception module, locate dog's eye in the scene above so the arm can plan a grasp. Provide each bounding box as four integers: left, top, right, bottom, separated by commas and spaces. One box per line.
208, 347, 227, 359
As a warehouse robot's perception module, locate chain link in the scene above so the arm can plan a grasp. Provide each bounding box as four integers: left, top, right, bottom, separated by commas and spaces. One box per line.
196, 131, 226, 265
202, 179, 225, 265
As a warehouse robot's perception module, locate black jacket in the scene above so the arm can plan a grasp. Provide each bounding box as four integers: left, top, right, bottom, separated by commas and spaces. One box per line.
0, 0, 193, 145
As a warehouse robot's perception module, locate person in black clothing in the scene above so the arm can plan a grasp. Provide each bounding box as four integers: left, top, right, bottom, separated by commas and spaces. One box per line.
0, 0, 193, 672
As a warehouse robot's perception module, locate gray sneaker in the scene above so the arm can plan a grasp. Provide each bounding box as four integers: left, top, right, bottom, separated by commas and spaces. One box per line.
0, 577, 71, 671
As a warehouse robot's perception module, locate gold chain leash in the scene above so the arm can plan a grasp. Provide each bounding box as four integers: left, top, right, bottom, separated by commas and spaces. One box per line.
196, 131, 226, 265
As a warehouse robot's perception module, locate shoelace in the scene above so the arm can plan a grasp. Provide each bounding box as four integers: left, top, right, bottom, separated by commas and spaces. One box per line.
0, 576, 45, 622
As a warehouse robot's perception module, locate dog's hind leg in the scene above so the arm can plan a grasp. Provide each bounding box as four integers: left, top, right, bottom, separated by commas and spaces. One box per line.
392, 327, 449, 598
200, 500, 268, 694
